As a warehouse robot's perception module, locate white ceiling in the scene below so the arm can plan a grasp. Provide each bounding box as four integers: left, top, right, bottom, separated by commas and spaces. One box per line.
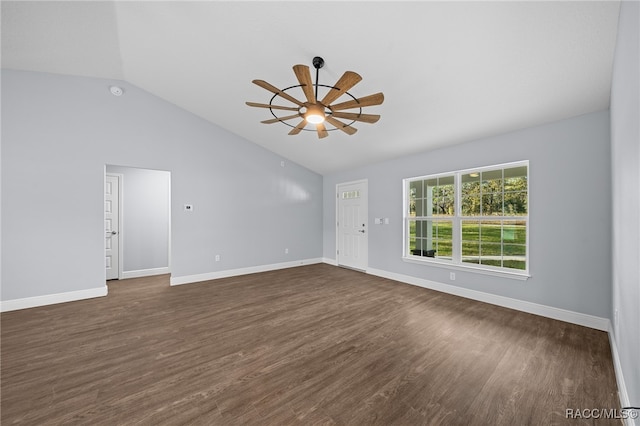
1, 1, 621, 175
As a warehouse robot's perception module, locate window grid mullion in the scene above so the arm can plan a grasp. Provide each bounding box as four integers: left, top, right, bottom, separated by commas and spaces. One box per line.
453, 172, 461, 263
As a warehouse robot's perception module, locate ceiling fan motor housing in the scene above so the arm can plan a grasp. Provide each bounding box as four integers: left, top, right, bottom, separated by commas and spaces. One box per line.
312, 56, 325, 70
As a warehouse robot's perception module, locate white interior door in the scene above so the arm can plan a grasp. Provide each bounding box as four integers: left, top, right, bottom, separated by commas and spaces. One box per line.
337, 180, 368, 271
105, 174, 120, 280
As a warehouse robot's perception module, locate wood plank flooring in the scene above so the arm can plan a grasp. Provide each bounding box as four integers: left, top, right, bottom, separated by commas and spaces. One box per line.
1, 264, 620, 425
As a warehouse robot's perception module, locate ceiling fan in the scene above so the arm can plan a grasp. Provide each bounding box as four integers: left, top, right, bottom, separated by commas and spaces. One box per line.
246, 56, 384, 139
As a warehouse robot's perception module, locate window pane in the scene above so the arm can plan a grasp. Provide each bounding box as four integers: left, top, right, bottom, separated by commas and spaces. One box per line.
415, 220, 423, 237
424, 178, 437, 196
461, 195, 481, 216
434, 220, 452, 259
429, 221, 437, 240
502, 220, 526, 244
462, 220, 480, 242
504, 192, 527, 215
482, 169, 503, 194
414, 220, 453, 259
462, 172, 480, 217
432, 196, 454, 216
435, 239, 452, 259
462, 241, 479, 264
481, 242, 502, 267
462, 172, 481, 194
409, 180, 421, 217
415, 199, 423, 217
481, 242, 502, 256
480, 221, 502, 243
410, 180, 423, 199
503, 244, 526, 270
410, 238, 421, 256
482, 193, 503, 215
436, 176, 455, 216
503, 258, 526, 270
423, 179, 436, 218
437, 221, 452, 239
430, 197, 439, 215
482, 259, 502, 267
504, 243, 526, 256
503, 166, 528, 191
438, 175, 454, 187
425, 177, 455, 216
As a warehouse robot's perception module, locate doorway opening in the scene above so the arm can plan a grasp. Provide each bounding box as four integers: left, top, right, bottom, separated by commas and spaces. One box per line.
105, 165, 171, 280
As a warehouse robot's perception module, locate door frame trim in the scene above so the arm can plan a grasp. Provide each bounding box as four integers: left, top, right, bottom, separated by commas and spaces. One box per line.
105, 172, 124, 280
335, 179, 369, 270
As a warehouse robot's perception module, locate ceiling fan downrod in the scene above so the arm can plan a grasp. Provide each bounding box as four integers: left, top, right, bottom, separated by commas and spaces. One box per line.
312, 56, 324, 101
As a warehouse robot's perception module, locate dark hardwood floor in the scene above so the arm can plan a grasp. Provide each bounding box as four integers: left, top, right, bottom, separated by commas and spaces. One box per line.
1, 264, 620, 425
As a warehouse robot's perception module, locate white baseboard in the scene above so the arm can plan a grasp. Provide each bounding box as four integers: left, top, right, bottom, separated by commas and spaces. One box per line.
608, 325, 637, 426
170, 258, 324, 286
121, 267, 170, 279
322, 257, 338, 266
0, 286, 108, 313
366, 267, 610, 331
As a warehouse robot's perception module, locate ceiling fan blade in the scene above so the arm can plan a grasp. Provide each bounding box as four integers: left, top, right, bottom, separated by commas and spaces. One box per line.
329, 92, 385, 111
321, 71, 362, 106
325, 116, 358, 135
331, 111, 380, 124
288, 120, 307, 135
316, 123, 328, 139
261, 114, 301, 124
252, 79, 305, 107
246, 102, 300, 112
293, 65, 316, 104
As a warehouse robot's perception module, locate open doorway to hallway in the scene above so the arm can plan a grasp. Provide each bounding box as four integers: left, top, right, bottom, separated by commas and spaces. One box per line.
105, 165, 171, 280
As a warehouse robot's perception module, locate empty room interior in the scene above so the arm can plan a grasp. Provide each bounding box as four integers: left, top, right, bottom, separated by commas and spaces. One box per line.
1, 1, 639, 425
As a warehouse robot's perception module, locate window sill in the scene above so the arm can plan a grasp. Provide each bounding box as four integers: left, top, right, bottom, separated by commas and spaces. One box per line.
402, 256, 530, 281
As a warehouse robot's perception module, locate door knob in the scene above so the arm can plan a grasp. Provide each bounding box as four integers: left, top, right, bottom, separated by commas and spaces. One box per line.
108, 231, 117, 235
358, 230, 365, 233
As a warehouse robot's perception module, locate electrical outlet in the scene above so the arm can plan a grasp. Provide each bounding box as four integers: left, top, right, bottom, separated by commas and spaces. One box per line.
285, 248, 289, 254
450, 272, 455, 281
614, 309, 619, 328
215, 254, 220, 262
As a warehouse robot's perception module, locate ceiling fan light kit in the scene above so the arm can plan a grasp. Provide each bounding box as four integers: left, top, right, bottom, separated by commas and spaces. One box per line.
304, 104, 325, 124
246, 56, 384, 139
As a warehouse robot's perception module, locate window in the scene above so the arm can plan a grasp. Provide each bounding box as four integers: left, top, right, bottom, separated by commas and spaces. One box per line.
404, 161, 529, 277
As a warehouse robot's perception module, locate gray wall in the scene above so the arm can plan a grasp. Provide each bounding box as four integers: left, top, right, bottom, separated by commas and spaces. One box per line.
324, 110, 612, 319
1, 70, 323, 301
105, 165, 171, 274
611, 0, 640, 408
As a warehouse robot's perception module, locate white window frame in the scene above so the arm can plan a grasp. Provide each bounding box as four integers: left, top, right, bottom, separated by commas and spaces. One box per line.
402, 160, 530, 280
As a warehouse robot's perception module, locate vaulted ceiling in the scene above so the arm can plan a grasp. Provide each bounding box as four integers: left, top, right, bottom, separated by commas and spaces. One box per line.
1, 1, 621, 174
